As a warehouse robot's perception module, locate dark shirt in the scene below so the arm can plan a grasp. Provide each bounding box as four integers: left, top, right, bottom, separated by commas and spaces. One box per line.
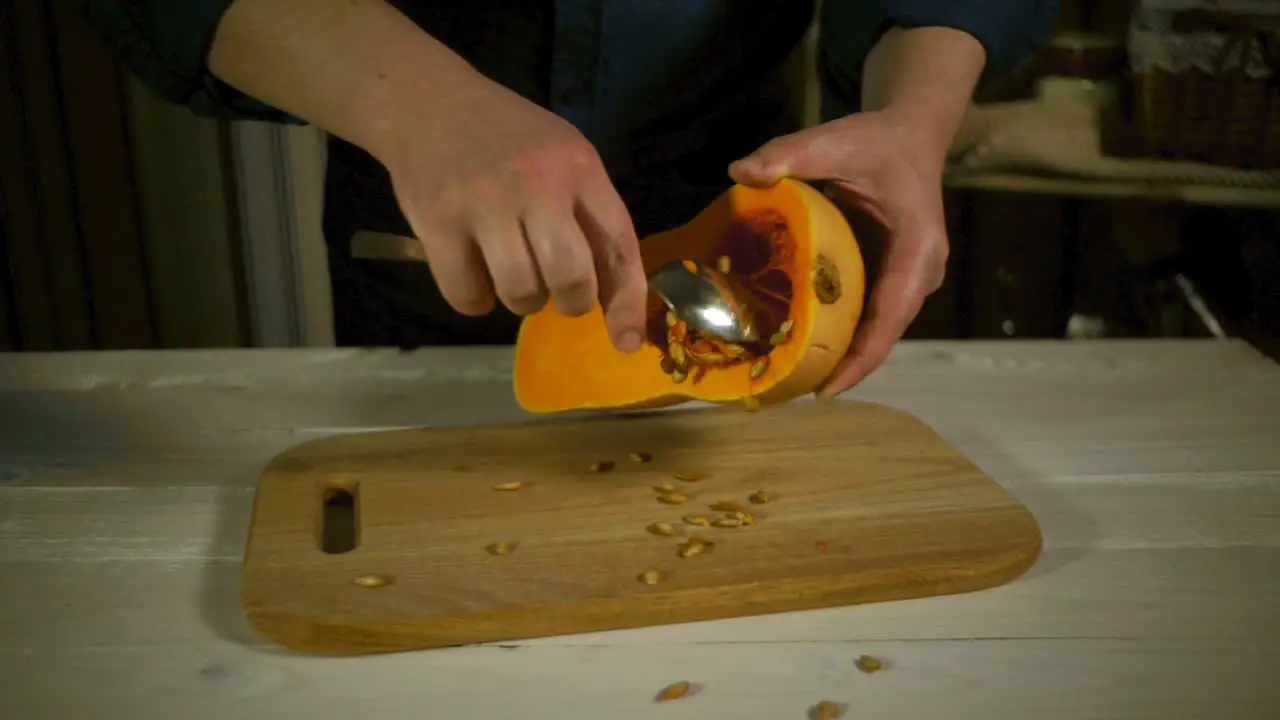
76, 0, 1056, 346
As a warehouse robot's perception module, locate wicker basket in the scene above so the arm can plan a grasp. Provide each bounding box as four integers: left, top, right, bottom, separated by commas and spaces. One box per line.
1128, 0, 1280, 169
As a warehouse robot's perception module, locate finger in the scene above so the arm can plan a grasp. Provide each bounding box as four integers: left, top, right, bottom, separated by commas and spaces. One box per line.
816, 232, 939, 400
416, 223, 497, 317
472, 211, 548, 316
522, 199, 597, 317
575, 177, 646, 353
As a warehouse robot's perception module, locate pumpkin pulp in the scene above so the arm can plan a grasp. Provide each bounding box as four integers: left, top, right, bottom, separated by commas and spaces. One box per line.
513, 178, 865, 413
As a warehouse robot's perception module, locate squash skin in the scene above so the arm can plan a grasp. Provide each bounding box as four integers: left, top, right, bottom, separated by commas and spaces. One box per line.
512, 179, 865, 413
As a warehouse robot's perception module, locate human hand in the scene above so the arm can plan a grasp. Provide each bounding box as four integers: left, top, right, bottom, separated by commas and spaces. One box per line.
378, 77, 647, 353
728, 109, 950, 399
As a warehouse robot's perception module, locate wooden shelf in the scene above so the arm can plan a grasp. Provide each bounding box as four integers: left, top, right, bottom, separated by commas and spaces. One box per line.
944, 172, 1280, 209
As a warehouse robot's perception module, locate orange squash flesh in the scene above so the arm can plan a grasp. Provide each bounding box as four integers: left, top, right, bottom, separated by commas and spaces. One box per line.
513, 178, 865, 413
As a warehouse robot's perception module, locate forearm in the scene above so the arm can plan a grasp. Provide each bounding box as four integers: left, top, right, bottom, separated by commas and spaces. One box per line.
860, 26, 987, 167
208, 0, 483, 162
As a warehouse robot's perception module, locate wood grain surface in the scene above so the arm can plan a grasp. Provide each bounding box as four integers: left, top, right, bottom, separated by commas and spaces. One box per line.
1, 340, 1278, 719
242, 402, 1041, 654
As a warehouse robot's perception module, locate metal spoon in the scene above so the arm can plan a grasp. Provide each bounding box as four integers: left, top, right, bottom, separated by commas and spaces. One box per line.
648, 260, 758, 345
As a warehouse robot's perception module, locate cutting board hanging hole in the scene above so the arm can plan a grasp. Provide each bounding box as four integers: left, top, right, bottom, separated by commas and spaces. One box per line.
317, 481, 360, 554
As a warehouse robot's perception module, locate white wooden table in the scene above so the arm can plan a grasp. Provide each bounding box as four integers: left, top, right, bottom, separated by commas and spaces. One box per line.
2, 339, 1278, 719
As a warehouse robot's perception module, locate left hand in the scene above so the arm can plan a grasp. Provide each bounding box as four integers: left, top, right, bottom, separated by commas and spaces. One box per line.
728, 109, 950, 400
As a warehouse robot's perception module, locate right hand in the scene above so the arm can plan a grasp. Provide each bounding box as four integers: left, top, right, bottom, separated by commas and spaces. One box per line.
377, 75, 648, 353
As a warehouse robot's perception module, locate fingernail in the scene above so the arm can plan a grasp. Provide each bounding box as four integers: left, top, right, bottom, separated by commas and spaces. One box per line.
616, 331, 643, 353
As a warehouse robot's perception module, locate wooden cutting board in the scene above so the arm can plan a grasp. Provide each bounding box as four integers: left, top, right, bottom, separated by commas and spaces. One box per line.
241, 401, 1042, 655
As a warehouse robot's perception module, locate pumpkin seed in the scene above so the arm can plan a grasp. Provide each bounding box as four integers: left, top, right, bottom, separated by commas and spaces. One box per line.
779, 319, 794, 333
492, 481, 524, 491
638, 568, 663, 585
656, 680, 692, 702
669, 343, 688, 367
692, 351, 728, 366
673, 471, 708, 482
653, 483, 677, 493
812, 700, 844, 719
647, 521, 676, 537
350, 573, 393, 588
677, 537, 714, 558
725, 343, 746, 357
658, 492, 688, 505
671, 369, 688, 384
855, 654, 884, 673
588, 460, 616, 473
660, 356, 677, 374
665, 311, 678, 328
485, 541, 517, 556
711, 516, 743, 528
749, 356, 769, 379
709, 501, 744, 513
716, 255, 731, 273
629, 451, 653, 463
682, 515, 712, 527
748, 490, 774, 504
769, 330, 789, 346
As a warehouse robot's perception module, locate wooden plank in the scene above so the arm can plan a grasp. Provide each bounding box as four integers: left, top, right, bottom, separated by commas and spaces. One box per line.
1, 638, 1275, 719
3, 549, 1276, 650
2, 469, 1276, 563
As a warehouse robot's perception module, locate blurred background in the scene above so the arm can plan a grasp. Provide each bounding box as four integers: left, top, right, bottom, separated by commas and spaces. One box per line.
1, 0, 1276, 356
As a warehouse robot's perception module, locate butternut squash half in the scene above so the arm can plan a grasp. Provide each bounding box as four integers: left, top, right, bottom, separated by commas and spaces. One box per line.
513, 178, 865, 413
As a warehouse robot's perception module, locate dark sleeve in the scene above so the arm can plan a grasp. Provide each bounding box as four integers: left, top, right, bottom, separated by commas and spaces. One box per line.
817, 0, 1059, 120
75, 0, 300, 123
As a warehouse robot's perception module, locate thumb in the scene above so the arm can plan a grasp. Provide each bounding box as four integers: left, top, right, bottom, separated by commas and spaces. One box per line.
728, 129, 842, 187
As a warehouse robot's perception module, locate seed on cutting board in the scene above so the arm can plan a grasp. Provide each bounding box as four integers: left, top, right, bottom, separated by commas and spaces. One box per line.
673, 471, 708, 482
711, 516, 743, 528
682, 515, 712, 527
349, 573, 393, 588
812, 700, 845, 719
657, 492, 688, 505
855, 654, 884, 673
677, 537, 714, 558
492, 481, 524, 491
655, 680, 693, 702
653, 483, 677, 494
629, 451, 653, 463
709, 500, 744, 513
588, 460, 616, 473
748, 490, 774, 504
647, 521, 677, 537
485, 541, 517, 556
638, 568, 663, 585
